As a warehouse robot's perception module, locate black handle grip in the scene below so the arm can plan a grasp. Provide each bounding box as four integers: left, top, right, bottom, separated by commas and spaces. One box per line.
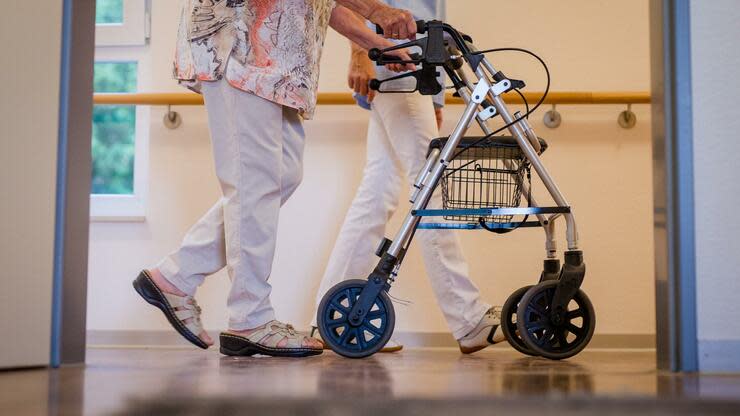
375, 20, 427, 36
367, 50, 421, 64
369, 79, 382, 91
368, 48, 382, 61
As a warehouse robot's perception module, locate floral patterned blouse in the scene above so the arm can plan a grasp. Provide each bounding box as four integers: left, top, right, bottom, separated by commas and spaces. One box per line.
174, 0, 336, 119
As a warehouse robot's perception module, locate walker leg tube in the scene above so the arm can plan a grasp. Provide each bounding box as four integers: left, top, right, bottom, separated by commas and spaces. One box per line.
410, 148, 440, 203
544, 220, 557, 258
489, 94, 579, 250
386, 100, 480, 258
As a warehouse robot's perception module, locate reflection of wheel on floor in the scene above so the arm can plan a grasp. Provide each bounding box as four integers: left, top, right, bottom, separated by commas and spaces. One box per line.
501, 358, 594, 395
317, 279, 395, 359
516, 280, 595, 360
501, 285, 538, 357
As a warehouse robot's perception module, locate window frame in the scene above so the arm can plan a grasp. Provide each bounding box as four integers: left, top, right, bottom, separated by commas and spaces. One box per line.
95, 0, 150, 46
90, 47, 150, 222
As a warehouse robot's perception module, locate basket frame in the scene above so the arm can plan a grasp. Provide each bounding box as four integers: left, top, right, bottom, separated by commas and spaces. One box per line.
440, 139, 531, 223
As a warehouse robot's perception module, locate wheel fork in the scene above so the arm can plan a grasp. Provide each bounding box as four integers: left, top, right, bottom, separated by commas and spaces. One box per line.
550, 250, 585, 326
348, 253, 397, 326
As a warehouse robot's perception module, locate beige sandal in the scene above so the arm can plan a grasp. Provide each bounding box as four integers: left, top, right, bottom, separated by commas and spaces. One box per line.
133, 271, 208, 349
220, 321, 323, 357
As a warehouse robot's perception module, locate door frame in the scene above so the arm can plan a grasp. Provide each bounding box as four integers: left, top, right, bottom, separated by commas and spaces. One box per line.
54, 0, 699, 371
649, 0, 698, 372
51, 0, 95, 367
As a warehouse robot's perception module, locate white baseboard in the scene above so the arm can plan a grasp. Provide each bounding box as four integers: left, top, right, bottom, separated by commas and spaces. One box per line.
87, 330, 655, 349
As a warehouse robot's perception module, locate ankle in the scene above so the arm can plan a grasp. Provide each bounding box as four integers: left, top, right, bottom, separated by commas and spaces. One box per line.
147, 268, 187, 297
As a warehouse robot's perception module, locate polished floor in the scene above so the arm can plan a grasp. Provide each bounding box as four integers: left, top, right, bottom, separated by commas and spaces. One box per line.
2, 347, 740, 415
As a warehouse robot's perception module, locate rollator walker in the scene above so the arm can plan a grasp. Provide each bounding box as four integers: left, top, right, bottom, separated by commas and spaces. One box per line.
317, 21, 595, 359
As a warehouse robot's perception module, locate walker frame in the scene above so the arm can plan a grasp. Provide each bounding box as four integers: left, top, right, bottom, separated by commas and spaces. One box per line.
317, 20, 595, 360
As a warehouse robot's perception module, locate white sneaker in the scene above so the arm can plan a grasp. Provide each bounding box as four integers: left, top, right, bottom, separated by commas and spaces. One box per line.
310, 326, 403, 353
457, 306, 505, 354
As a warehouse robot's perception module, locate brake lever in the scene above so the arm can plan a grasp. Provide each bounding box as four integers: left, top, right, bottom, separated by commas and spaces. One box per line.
368, 71, 418, 92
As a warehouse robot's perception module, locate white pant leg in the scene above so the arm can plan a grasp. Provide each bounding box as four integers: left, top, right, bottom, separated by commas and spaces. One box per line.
156, 79, 305, 330
311, 107, 404, 326
372, 93, 490, 340
155, 113, 304, 296
156, 199, 227, 295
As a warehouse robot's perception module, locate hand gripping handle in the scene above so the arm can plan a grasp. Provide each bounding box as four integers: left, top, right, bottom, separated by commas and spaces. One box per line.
375, 20, 428, 36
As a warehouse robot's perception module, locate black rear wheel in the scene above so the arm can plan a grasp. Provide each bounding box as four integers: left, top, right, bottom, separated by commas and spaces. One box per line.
317, 279, 395, 359
516, 280, 595, 360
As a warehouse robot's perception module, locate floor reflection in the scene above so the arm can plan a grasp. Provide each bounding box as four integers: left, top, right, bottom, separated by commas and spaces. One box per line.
500, 357, 594, 395
317, 356, 393, 397
2, 348, 740, 415
48, 366, 85, 416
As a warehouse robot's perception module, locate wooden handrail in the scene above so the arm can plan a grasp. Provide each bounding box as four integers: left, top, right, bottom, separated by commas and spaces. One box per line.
93, 91, 651, 106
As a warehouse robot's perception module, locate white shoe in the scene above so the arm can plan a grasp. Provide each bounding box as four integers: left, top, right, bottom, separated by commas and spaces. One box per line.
457, 306, 505, 354
310, 326, 403, 353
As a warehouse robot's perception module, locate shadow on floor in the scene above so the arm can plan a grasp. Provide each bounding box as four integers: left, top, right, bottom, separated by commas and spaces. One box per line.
116, 397, 740, 416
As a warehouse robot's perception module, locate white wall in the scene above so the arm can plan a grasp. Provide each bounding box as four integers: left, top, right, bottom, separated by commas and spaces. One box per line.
87, 0, 655, 339
690, 0, 740, 371
0, 2, 63, 367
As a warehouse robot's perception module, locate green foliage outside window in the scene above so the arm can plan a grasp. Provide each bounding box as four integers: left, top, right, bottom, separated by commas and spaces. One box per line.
96, 0, 124, 24
92, 62, 137, 195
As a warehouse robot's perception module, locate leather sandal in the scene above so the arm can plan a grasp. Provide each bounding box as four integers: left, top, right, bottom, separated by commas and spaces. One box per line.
132, 270, 209, 349
220, 321, 323, 357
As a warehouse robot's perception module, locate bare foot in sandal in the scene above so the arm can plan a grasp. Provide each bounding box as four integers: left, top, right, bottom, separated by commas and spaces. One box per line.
133, 269, 214, 348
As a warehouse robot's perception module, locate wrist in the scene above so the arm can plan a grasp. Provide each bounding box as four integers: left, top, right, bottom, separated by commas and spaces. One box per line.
351, 45, 366, 56
365, 2, 383, 20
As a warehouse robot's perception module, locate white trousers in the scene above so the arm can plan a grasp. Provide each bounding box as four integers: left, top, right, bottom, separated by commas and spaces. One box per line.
156, 79, 305, 330
313, 93, 490, 339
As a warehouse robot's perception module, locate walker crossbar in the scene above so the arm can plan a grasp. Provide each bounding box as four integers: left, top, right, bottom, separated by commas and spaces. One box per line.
416, 221, 543, 230
412, 207, 570, 217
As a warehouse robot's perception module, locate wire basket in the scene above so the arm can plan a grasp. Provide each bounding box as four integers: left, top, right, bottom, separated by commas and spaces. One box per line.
437, 137, 531, 223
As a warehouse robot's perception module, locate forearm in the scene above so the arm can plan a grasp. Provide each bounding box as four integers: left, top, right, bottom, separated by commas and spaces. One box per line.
330, 5, 390, 51
348, 11, 369, 57
334, 0, 383, 19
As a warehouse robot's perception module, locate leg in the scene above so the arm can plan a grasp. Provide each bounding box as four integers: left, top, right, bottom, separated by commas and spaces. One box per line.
373, 93, 491, 339
158, 79, 283, 330
154, 93, 306, 295
139, 80, 319, 351
219, 98, 322, 354
279, 104, 306, 203
154, 199, 227, 296
210, 82, 287, 331
312, 106, 404, 326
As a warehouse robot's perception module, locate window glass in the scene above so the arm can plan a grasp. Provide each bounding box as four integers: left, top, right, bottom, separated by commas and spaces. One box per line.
92, 62, 137, 195
96, 0, 124, 24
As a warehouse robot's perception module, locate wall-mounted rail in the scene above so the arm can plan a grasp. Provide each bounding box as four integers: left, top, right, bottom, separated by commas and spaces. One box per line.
93, 91, 651, 129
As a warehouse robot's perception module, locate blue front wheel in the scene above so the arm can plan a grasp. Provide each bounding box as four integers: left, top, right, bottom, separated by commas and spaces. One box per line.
317, 279, 395, 358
